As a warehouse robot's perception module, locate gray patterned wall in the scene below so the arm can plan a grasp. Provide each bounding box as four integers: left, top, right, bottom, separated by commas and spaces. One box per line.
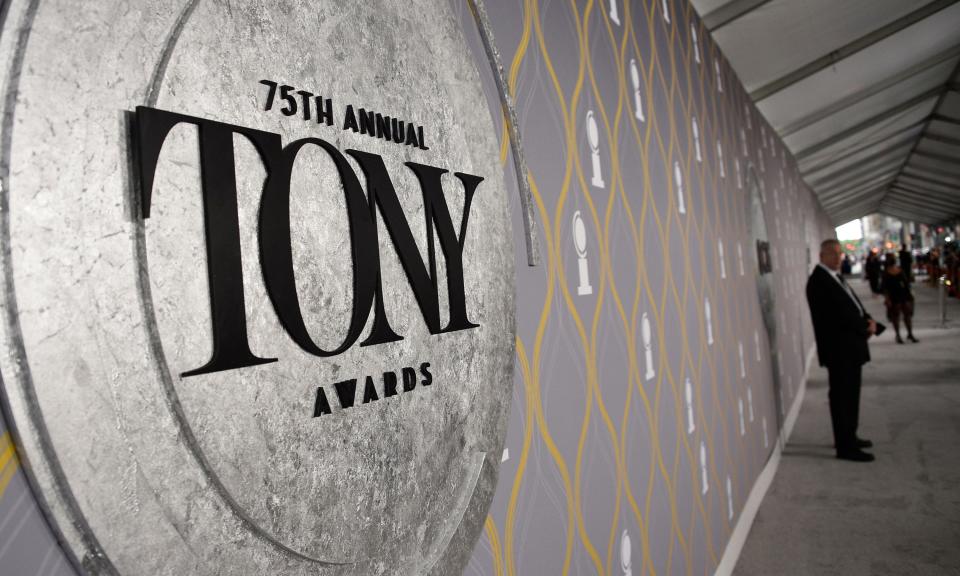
0, 0, 834, 574
455, 0, 833, 574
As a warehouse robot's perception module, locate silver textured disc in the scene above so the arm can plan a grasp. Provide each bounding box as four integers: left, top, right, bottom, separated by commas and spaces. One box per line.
0, 0, 515, 574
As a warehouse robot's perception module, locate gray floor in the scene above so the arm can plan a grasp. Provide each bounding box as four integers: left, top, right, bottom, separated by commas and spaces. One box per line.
734, 272, 960, 576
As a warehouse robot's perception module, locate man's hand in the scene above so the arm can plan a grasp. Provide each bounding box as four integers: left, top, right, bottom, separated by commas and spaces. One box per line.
866, 319, 877, 336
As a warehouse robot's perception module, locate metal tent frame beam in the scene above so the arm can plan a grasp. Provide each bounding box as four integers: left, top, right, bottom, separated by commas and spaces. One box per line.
750, 0, 960, 101
913, 149, 960, 163
930, 113, 960, 126
794, 89, 940, 161
892, 186, 960, 209
922, 132, 960, 147
902, 164, 960, 181
879, 207, 942, 225
888, 188, 960, 210
702, 0, 774, 31
807, 146, 913, 188
833, 198, 882, 218
826, 192, 885, 217
883, 196, 950, 216
822, 178, 898, 208
817, 167, 905, 199
780, 43, 960, 137
895, 179, 960, 198
898, 172, 960, 191
799, 121, 925, 176
882, 199, 952, 222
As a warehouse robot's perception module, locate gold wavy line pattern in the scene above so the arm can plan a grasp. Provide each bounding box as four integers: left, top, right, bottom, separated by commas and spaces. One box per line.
0, 428, 78, 573
465, 0, 828, 574
0, 432, 19, 500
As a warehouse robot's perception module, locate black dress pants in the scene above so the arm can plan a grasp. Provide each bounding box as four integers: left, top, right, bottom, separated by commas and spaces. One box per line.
826, 362, 863, 453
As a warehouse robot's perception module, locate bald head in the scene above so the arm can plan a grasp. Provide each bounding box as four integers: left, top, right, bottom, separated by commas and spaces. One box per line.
820, 239, 843, 271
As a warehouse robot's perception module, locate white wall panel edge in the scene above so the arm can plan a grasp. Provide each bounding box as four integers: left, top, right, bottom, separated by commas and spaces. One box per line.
713, 345, 816, 576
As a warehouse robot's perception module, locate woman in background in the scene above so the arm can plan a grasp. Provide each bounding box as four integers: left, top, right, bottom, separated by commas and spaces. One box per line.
881, 253, 917, 344
864, 251, 882, 295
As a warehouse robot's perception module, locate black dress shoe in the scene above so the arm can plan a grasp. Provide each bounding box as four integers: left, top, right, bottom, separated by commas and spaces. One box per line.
908, 335, 919, 343
856, 437, 873, 448
836, 450, 875, 462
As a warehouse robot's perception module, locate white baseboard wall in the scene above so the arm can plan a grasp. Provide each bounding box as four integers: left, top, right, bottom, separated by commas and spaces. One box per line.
713, 345, 817, 576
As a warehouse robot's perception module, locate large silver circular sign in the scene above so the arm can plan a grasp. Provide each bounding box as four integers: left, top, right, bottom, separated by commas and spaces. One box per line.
0, 1, 515, 574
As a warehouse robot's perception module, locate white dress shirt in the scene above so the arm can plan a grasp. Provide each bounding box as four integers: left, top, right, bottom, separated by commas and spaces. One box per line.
818, 263, 864, 317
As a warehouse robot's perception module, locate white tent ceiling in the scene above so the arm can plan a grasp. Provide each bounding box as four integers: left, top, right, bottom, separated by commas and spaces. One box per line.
691, 0, 960, 225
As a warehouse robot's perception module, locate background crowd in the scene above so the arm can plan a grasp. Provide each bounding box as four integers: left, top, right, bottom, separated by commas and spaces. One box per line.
852, 240, 959, 342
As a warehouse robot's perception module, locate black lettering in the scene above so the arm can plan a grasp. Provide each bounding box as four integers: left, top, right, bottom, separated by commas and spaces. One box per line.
296, 90, 314, 121
402, 366, 417, 392
358, 108, 377, 136
259, 138, 380, 357
362, 375, 380, 403
405, 123, 418, 147
417, 125, 429, 151
134, 106, 280, 377
313, 387, 332, 417
342, 105, 358, 132
383, 371, 398, 397
391, 118, 405, 144
420, 362, 433, 386
315, 96, 334, 126
333, 378, 358, 409
405, 163, 483, 332
346, 151, 482, 345
259, 79, 277, 110
279, 85, 297, 116
375, 114, 391, 140
135, 107, 478, 378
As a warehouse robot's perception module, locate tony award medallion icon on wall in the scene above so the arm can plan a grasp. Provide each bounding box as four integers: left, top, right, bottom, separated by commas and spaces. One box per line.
0, 1, 517, 574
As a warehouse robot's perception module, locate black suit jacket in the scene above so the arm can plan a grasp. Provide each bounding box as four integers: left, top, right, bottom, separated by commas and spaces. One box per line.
806, 266, 872, 367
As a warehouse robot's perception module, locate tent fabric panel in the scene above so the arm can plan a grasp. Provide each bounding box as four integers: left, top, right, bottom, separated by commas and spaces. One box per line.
889, 188, 960, 209
779, 56, 959, 137
756, 3, 960, 123
795, 99, 937, 161
691, 0, 738, 20
939, 91, 960, 117
691, 0, 960, 223
709, 0, 934, 92
916, 137, 960, 157
819, 172, 902, 204
804, 139, 918, 183
902, 161, 960, 181
901, 168, 960, 187
799, 125, 925, 176
782, 76, 947, 152
928, 117, 960, 138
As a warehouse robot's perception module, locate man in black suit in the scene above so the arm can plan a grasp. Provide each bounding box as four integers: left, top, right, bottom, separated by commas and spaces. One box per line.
806, 239, 877, 462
